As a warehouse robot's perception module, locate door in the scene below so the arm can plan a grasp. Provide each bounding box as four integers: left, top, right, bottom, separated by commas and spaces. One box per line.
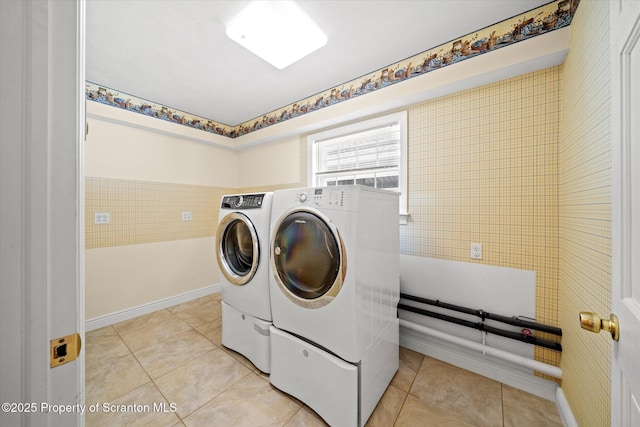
216, 212, 260, 285
271, 208, 345, 308
611, 1, 640, 425
0, 1, 85, 426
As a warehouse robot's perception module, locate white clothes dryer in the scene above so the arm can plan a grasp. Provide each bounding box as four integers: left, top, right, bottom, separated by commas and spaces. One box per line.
268, 185, 399, 427
216, 192, 272, 372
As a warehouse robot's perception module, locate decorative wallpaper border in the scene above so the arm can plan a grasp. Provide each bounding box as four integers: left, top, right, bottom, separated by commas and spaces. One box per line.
85, 0, 579, 139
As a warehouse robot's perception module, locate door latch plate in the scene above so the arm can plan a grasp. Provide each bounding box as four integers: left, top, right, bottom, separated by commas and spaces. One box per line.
50, 333, 81, 368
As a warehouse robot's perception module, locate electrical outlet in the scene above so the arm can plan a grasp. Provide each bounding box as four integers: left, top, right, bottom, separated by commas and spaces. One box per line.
94, 212, 110, 224
470, 243, 482, 260
182, 211, 192, 221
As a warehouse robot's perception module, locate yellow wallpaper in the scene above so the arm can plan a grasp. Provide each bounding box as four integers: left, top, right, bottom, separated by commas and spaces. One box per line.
85, 177, 233, 249
558, 0, 611, 425
401, 67, 562, 370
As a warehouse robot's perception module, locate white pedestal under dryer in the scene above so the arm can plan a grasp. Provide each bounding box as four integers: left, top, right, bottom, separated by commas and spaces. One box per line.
268, 185, 400, 426
216, 192, 273, 373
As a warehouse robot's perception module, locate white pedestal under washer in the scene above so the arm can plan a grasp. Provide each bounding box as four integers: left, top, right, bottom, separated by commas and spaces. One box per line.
216, 192, 273, 373
268, 185, 399, 426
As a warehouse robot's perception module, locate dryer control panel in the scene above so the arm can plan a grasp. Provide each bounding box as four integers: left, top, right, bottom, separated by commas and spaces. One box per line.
221, 194, 265, 209
295, 187, 347, 208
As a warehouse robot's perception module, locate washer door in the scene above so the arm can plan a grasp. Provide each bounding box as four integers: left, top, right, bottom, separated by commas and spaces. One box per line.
271, 208, 346, 308
216, 212, 259, 286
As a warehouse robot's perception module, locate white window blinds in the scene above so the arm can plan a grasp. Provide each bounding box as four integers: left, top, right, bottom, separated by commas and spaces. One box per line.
308, 111, 408, 217
314, 122, 401, 191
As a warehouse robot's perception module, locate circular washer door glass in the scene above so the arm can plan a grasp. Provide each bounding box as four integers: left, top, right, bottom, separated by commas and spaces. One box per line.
272, 211, 341, 299
222, 219, 256, 277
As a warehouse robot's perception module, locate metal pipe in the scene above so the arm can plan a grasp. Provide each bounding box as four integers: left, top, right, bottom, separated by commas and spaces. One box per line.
400, 293, 562, 336
399, 319, 563, 379
398, 303, 562, 351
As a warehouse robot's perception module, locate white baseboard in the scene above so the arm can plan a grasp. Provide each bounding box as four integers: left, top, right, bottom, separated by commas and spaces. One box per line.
555, 387, 578, 427
400, 327, 558, 402
85, 284, 221, 331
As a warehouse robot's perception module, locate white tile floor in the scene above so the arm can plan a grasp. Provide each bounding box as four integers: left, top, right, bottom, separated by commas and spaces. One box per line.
85, 292, 563, 426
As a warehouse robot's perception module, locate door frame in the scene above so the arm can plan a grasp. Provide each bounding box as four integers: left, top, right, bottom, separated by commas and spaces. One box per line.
0, 1, 85, 425
610, 1, 640, 425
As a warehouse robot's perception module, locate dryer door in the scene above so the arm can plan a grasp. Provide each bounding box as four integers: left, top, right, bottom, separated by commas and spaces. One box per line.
216, 212, 259, 286
271, 208, 346, 308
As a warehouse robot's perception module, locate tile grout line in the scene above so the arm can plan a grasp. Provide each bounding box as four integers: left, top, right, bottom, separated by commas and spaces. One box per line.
91, 325, 155, 406
391, 388, 410, 427
107, 308, 213, 423
132, 301, 220, 423
501, 383, 505, 427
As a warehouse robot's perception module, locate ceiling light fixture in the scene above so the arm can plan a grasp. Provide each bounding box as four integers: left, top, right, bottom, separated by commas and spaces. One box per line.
226, 0, 328, 70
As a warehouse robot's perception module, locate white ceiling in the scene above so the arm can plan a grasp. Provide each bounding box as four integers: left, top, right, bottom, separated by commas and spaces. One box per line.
86, 0, 551, 127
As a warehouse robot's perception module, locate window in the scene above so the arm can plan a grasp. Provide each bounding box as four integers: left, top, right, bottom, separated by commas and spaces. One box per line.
308, 111, 407, 218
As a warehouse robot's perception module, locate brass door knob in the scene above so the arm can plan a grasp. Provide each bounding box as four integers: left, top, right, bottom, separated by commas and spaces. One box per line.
579, 312, 620, 341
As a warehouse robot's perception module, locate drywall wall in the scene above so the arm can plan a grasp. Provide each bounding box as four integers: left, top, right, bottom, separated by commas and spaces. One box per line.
236, 135, 301, 188
85, 102, 235, 319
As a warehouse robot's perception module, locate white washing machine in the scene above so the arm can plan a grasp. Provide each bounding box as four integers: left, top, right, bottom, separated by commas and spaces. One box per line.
216, 192, 273, 373
268, 185, 399, 427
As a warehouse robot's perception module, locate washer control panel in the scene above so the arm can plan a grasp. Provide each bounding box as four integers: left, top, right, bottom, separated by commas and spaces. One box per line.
295, 187, 345, 207
221, 194, 265, 209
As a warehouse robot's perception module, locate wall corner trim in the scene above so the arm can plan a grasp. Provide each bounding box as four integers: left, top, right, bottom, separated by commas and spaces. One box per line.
556, 387, 579, 427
